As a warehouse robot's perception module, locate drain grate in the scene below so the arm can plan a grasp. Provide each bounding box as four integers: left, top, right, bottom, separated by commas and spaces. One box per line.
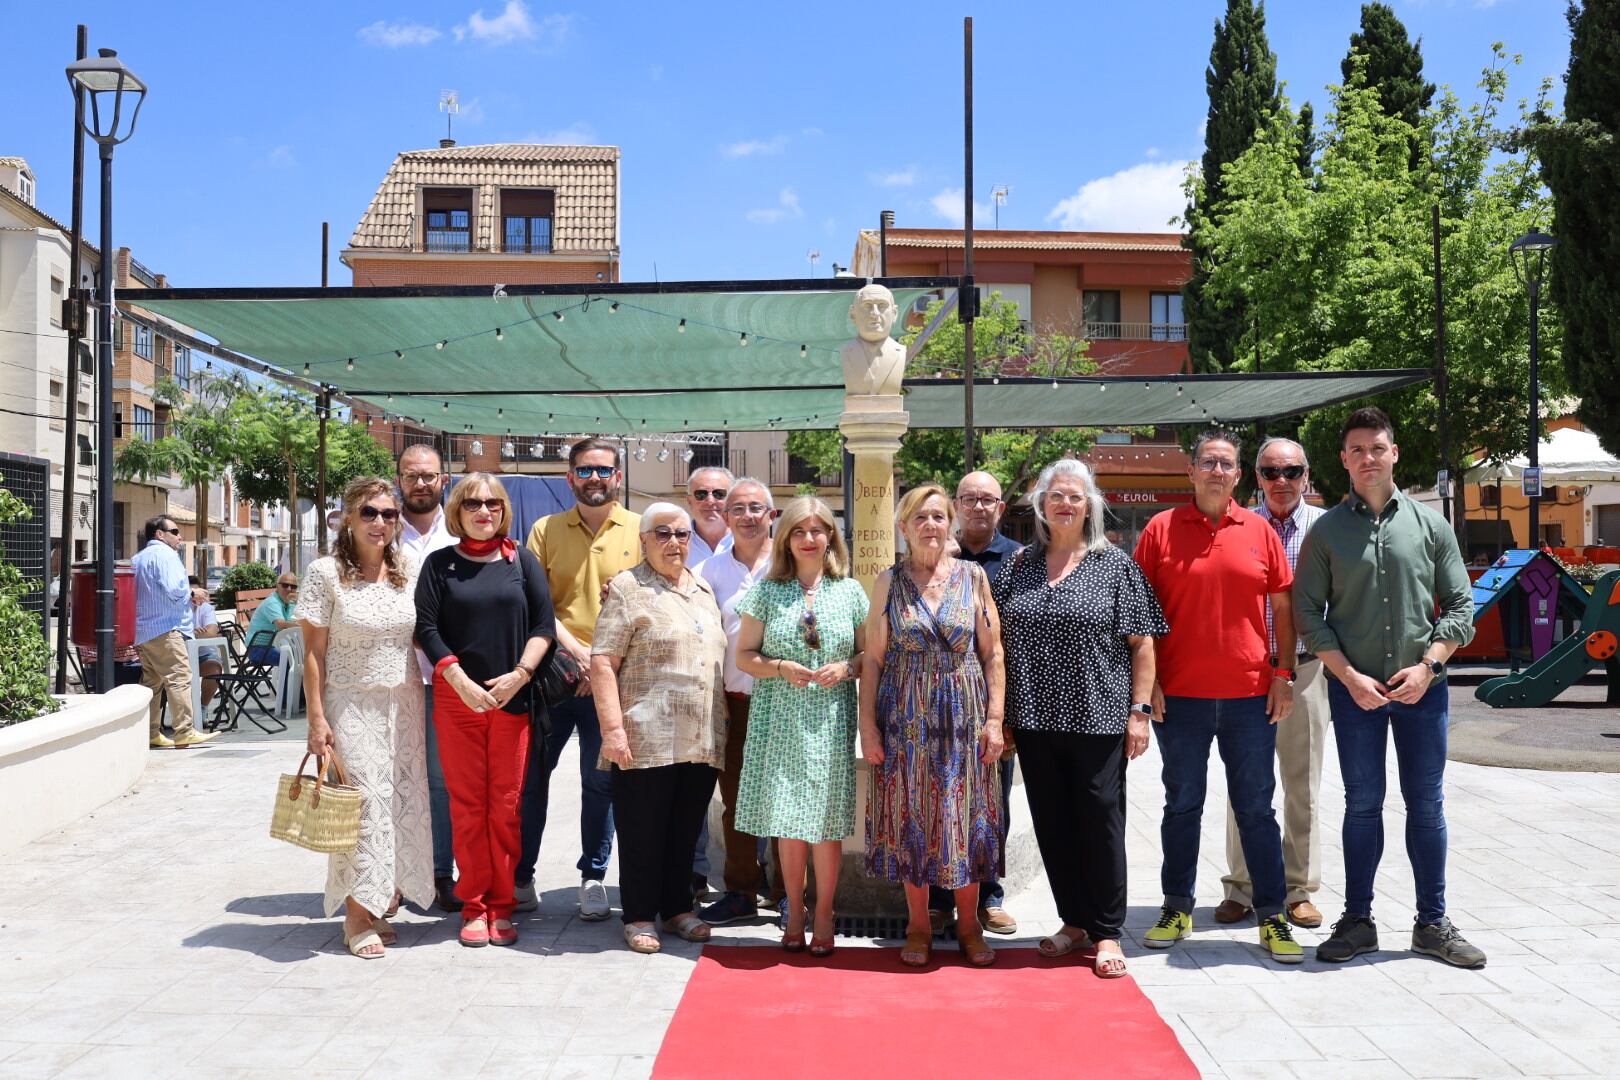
833, 914, 915, 939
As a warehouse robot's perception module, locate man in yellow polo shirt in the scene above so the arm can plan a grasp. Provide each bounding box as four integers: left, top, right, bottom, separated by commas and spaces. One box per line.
517, 438, 642, 919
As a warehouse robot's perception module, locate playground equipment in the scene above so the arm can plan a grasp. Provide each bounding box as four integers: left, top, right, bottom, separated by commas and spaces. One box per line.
1458, 550, 1591, 664
1476, 567, 1620, 707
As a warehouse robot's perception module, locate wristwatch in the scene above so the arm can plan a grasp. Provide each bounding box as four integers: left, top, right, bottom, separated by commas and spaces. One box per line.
1129, 703, 1154, 718
1426, 658, 1446, 677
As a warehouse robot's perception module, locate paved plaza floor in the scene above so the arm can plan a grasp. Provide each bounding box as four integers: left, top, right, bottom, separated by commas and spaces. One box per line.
3, 691, 1620, 1079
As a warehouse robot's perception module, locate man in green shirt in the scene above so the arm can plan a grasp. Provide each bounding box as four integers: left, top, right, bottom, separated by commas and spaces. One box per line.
1293, 406, 1484, 969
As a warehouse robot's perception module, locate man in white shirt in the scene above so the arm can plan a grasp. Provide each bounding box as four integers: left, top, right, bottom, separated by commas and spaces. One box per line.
694, 478, 776, 924
684, 466, 735, 566
396, 443, 460, 912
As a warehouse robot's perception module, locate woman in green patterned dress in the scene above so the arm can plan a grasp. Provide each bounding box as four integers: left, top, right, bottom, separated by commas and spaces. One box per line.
735, 497, 868, 957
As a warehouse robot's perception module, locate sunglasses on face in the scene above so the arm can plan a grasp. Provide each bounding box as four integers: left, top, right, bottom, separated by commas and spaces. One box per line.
690, 488, 729, 502
160, 526, 181, 536
573, 465, 615, 480
460, 499, 504, 513
358, 506, 400, 522
277, 582, 298, 590
651, 526, 692, 544
1258, 465, 1307, 481
801, 609, 821, 651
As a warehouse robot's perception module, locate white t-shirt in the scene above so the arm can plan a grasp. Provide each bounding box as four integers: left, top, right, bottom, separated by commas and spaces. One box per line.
686, 527, 733, 568
696, 545, 769, 695
399, 506, 457, 682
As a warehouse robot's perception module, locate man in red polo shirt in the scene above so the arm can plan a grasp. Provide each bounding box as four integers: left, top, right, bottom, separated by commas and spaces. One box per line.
1133, 429, 1302, 964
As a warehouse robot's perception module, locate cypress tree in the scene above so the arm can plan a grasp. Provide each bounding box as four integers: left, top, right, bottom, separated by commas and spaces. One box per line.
1342, 3, 1435, 130
1539, 0, 1620, 452
1185, 0, 1280, 375
1296, 102, 1315, 176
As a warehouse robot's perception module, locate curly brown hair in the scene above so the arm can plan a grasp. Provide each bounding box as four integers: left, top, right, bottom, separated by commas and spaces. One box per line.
332, 476, 407, 589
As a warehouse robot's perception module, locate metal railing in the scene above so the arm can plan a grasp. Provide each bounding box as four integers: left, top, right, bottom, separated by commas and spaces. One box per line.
769, 450, 840, 488
1079, 321, 1188, 342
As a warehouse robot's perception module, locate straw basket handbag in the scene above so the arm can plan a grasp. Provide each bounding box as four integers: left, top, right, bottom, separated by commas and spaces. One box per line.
269, 751, 362, 854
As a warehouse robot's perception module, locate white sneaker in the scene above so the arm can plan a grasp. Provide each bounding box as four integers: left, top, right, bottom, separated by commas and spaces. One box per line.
579, 879, 610, 921
513, 881, 539, 913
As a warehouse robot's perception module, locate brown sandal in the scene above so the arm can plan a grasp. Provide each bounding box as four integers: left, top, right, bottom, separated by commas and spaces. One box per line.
958, 921, 996, 967
900, 929, 932, 967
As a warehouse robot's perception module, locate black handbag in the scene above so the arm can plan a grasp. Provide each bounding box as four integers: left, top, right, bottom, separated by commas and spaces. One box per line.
537, 645, 584, 710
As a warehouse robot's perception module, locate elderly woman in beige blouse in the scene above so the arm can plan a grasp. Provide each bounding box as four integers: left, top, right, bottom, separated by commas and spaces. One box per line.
594, 502, 728, 954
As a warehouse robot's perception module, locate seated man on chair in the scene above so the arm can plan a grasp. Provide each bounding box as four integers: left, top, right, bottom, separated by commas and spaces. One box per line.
189, 576, 225, 711
245, 574, 300, 663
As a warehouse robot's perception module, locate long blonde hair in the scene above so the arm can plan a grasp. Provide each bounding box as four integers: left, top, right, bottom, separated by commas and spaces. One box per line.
766, 497, 849, 582
333, 476, 408, 588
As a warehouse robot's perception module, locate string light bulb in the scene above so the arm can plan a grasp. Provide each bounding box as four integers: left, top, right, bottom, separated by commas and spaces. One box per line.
495, 327, 504, 341
346, 358, 355, 372
394, 350, 404, 359
302, 363, 311, 376
677, 319, 686, 333
442, 401, 449, 412
497, 408, 503, 418
552, 311, 565, 323
800, 344, 808, 358
436, 340, 447, 350
739, 332, 749, 347
609, 302, 620, 314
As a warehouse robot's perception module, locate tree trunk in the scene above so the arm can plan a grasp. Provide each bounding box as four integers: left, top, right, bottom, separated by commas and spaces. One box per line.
286, 458, 300, 574
194, 480, 209, 578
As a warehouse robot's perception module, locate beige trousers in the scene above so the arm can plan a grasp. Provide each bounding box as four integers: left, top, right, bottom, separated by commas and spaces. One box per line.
1221, 657, 1328, 906
138, 630, 195, 740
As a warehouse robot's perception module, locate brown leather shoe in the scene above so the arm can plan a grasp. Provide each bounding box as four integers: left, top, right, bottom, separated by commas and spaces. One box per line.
1214, 899, 1253, 924
1287, 900, 1323, 928
978, 906, 1018, 935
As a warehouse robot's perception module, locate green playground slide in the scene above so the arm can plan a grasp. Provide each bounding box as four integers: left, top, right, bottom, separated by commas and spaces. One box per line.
1477, 570, 1619, 708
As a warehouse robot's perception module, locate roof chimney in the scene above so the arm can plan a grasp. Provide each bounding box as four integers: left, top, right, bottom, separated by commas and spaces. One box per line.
439, 138, 456, 149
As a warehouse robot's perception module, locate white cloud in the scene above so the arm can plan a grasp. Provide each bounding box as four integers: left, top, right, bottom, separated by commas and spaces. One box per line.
454, 2, 573, 47
1045, 160, 1193, 232
928, 187, 993, 226
518, 122, 597, 145
1144, 146, 1161, 159
870, 165, 918, 188
359, 20, 442, 47
721, 135, 788, 158
746, 188, 803, 225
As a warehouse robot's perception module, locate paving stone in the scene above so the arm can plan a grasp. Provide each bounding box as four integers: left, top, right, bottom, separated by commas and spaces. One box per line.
1363, 1024, 1519, 1078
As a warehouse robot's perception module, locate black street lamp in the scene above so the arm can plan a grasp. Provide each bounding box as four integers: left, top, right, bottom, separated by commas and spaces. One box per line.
1509, 228, 1556, 551
67, 48, 146, 692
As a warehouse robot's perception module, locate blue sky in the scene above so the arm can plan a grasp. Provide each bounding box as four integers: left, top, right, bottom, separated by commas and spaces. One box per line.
6, 1, 1572, 288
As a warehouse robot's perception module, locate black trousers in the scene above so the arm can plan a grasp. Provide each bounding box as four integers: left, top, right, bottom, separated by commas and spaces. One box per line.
612, 762, 719, 924
1016, 728, 1128, 942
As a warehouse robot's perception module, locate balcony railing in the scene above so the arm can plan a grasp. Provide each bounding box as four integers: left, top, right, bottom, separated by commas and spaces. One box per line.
124, 420, 167, 442
674, 449, 747, 487
769, 449, 841, 488
1080, 321, 1188, 342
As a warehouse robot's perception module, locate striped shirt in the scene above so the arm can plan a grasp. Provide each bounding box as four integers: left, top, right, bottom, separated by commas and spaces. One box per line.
1254, 499, 1325, 658
131, 539, 193, 646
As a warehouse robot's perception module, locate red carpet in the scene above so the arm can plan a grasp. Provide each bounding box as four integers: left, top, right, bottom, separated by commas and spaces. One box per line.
652, 945, 1198, 1080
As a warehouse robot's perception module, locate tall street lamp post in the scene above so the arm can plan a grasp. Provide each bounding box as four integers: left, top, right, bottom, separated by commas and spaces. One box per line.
66, 48, 146, 693
1509, 229, 1557, 551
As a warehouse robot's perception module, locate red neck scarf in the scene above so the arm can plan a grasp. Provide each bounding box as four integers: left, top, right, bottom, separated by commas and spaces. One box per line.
457, 535, 517, 562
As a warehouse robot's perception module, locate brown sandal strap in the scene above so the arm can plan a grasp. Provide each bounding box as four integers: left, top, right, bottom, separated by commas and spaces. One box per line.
901, 930, 932, 965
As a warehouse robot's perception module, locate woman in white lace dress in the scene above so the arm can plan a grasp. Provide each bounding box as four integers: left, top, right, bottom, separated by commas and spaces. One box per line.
300, 477, 434, 958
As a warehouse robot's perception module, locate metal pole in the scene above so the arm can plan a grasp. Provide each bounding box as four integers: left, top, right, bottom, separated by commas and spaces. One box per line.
962, 15, 977, 473
94, 145, 115, 692
879, 210, 893, 276
55, 24, 88, 695
321, 222, 329, 288
1528, 280, 1541, 548
316, 386, 329, 555
1432, 205, 1455, 530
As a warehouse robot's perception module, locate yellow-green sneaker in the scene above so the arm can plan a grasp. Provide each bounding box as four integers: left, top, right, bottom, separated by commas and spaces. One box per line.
1260, 914, 1304, 964
1143, 906, 1192, 949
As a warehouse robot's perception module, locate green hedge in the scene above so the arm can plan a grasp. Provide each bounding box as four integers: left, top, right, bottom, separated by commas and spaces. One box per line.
216, 561, 278, 611
0, 490, 57, 726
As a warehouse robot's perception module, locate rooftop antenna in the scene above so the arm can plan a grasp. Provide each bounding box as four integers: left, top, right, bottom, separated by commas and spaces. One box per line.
439, 89, 459, 147
992, 185, 1011, 229
806, 249, 821, 276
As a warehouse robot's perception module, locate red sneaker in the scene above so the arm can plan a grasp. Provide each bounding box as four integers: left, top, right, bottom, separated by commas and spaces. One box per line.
459, 917, 490, 948
489, 919, 518, 947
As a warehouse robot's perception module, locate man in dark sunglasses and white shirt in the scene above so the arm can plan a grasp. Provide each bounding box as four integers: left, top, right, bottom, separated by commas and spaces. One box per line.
685, 466, 735, 567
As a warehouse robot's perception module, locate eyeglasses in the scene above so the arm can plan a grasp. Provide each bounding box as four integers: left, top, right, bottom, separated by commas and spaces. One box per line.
956, 495, 1001, 509
573, 465, 616, 480
460, 499, 504, 513
1195, 458, 1240, 474
726, 503, 772, 517
1258, 465, 1307, 481
651, 526, 692, 543
399, 472, 442, 487
690, 488, 729, 502
277, 582, 299, 590
801, 609, 821, 651
358, 506, 401, 522
1044, 492, 1088, 506
160, 526, 182, 536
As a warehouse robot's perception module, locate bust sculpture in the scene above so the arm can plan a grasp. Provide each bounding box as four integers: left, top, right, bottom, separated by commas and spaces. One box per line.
839, 283, 907, 399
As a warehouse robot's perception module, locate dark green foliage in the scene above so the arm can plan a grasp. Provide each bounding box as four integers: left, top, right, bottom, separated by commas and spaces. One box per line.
215, 561, 277, 611
1343, 3, 1436, 130
1296, 102, 1315, 175
1185, 0, 1281, 376
1536, 0, 1620, 454
0, 490, 58, 725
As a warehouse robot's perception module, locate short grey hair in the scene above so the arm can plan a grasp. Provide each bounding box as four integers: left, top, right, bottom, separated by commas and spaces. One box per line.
1191, 428, 1242, 464
639, 502, 692, 531
1029, 458, 1110, 554
687, 465, 735, 492
1254, 436, 1308, 470
727, 476, 774, 509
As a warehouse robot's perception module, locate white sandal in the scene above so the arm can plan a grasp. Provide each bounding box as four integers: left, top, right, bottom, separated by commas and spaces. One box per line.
624, 921, 662, 954
344, 928, 385, 959
1038, 927, 1091, 958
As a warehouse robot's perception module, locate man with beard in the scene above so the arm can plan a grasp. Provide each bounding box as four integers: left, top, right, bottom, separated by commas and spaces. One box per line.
522, 438, 643, 919
397, 443, 461, 912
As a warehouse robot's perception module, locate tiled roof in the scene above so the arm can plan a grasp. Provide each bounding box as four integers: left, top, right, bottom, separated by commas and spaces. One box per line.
0, 182, 100, 259
0, 156, 34, 174
349, 143, 619, 252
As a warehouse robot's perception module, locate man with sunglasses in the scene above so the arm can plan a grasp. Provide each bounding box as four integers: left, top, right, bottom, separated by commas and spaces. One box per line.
522, 438, 642, 920
693, 479, 778, 924
1214, 438, 1328, 932
244, 574, 300, 666
685, 466, 736, 567
396, 444, 464, 913
132, 515, 216, 748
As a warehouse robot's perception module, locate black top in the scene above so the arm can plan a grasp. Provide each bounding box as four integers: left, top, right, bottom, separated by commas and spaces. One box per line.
993, 543, 1168, 736
415, 546, 556, 716
958, 530, 1022, 582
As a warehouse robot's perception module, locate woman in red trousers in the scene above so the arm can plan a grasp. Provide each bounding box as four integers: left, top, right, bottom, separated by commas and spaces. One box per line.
415, 473, 555, 947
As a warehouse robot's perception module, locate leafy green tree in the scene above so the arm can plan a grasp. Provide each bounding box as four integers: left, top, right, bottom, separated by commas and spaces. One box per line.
1295, 101, 1316, 175
787, 293, 1096, 498
1530, 0, 1620, 454
1188, 48, 1563, 502
113, 370, 241, 577
0, 490, 56, 724
1185, 0, 1281, 376
1343, 3, 1436, 130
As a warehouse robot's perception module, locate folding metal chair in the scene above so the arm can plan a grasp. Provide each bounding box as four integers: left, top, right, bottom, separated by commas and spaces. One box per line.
206, 629, 287, 734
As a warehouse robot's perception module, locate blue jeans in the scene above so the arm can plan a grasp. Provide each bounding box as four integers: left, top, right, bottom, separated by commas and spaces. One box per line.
929, 756, 1012, 912
517, 692, 614, 885
1155, 696, 1286, 920
1328, 679, 1450, 925
423, 684, 453, 879
247, 644, 281, 666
